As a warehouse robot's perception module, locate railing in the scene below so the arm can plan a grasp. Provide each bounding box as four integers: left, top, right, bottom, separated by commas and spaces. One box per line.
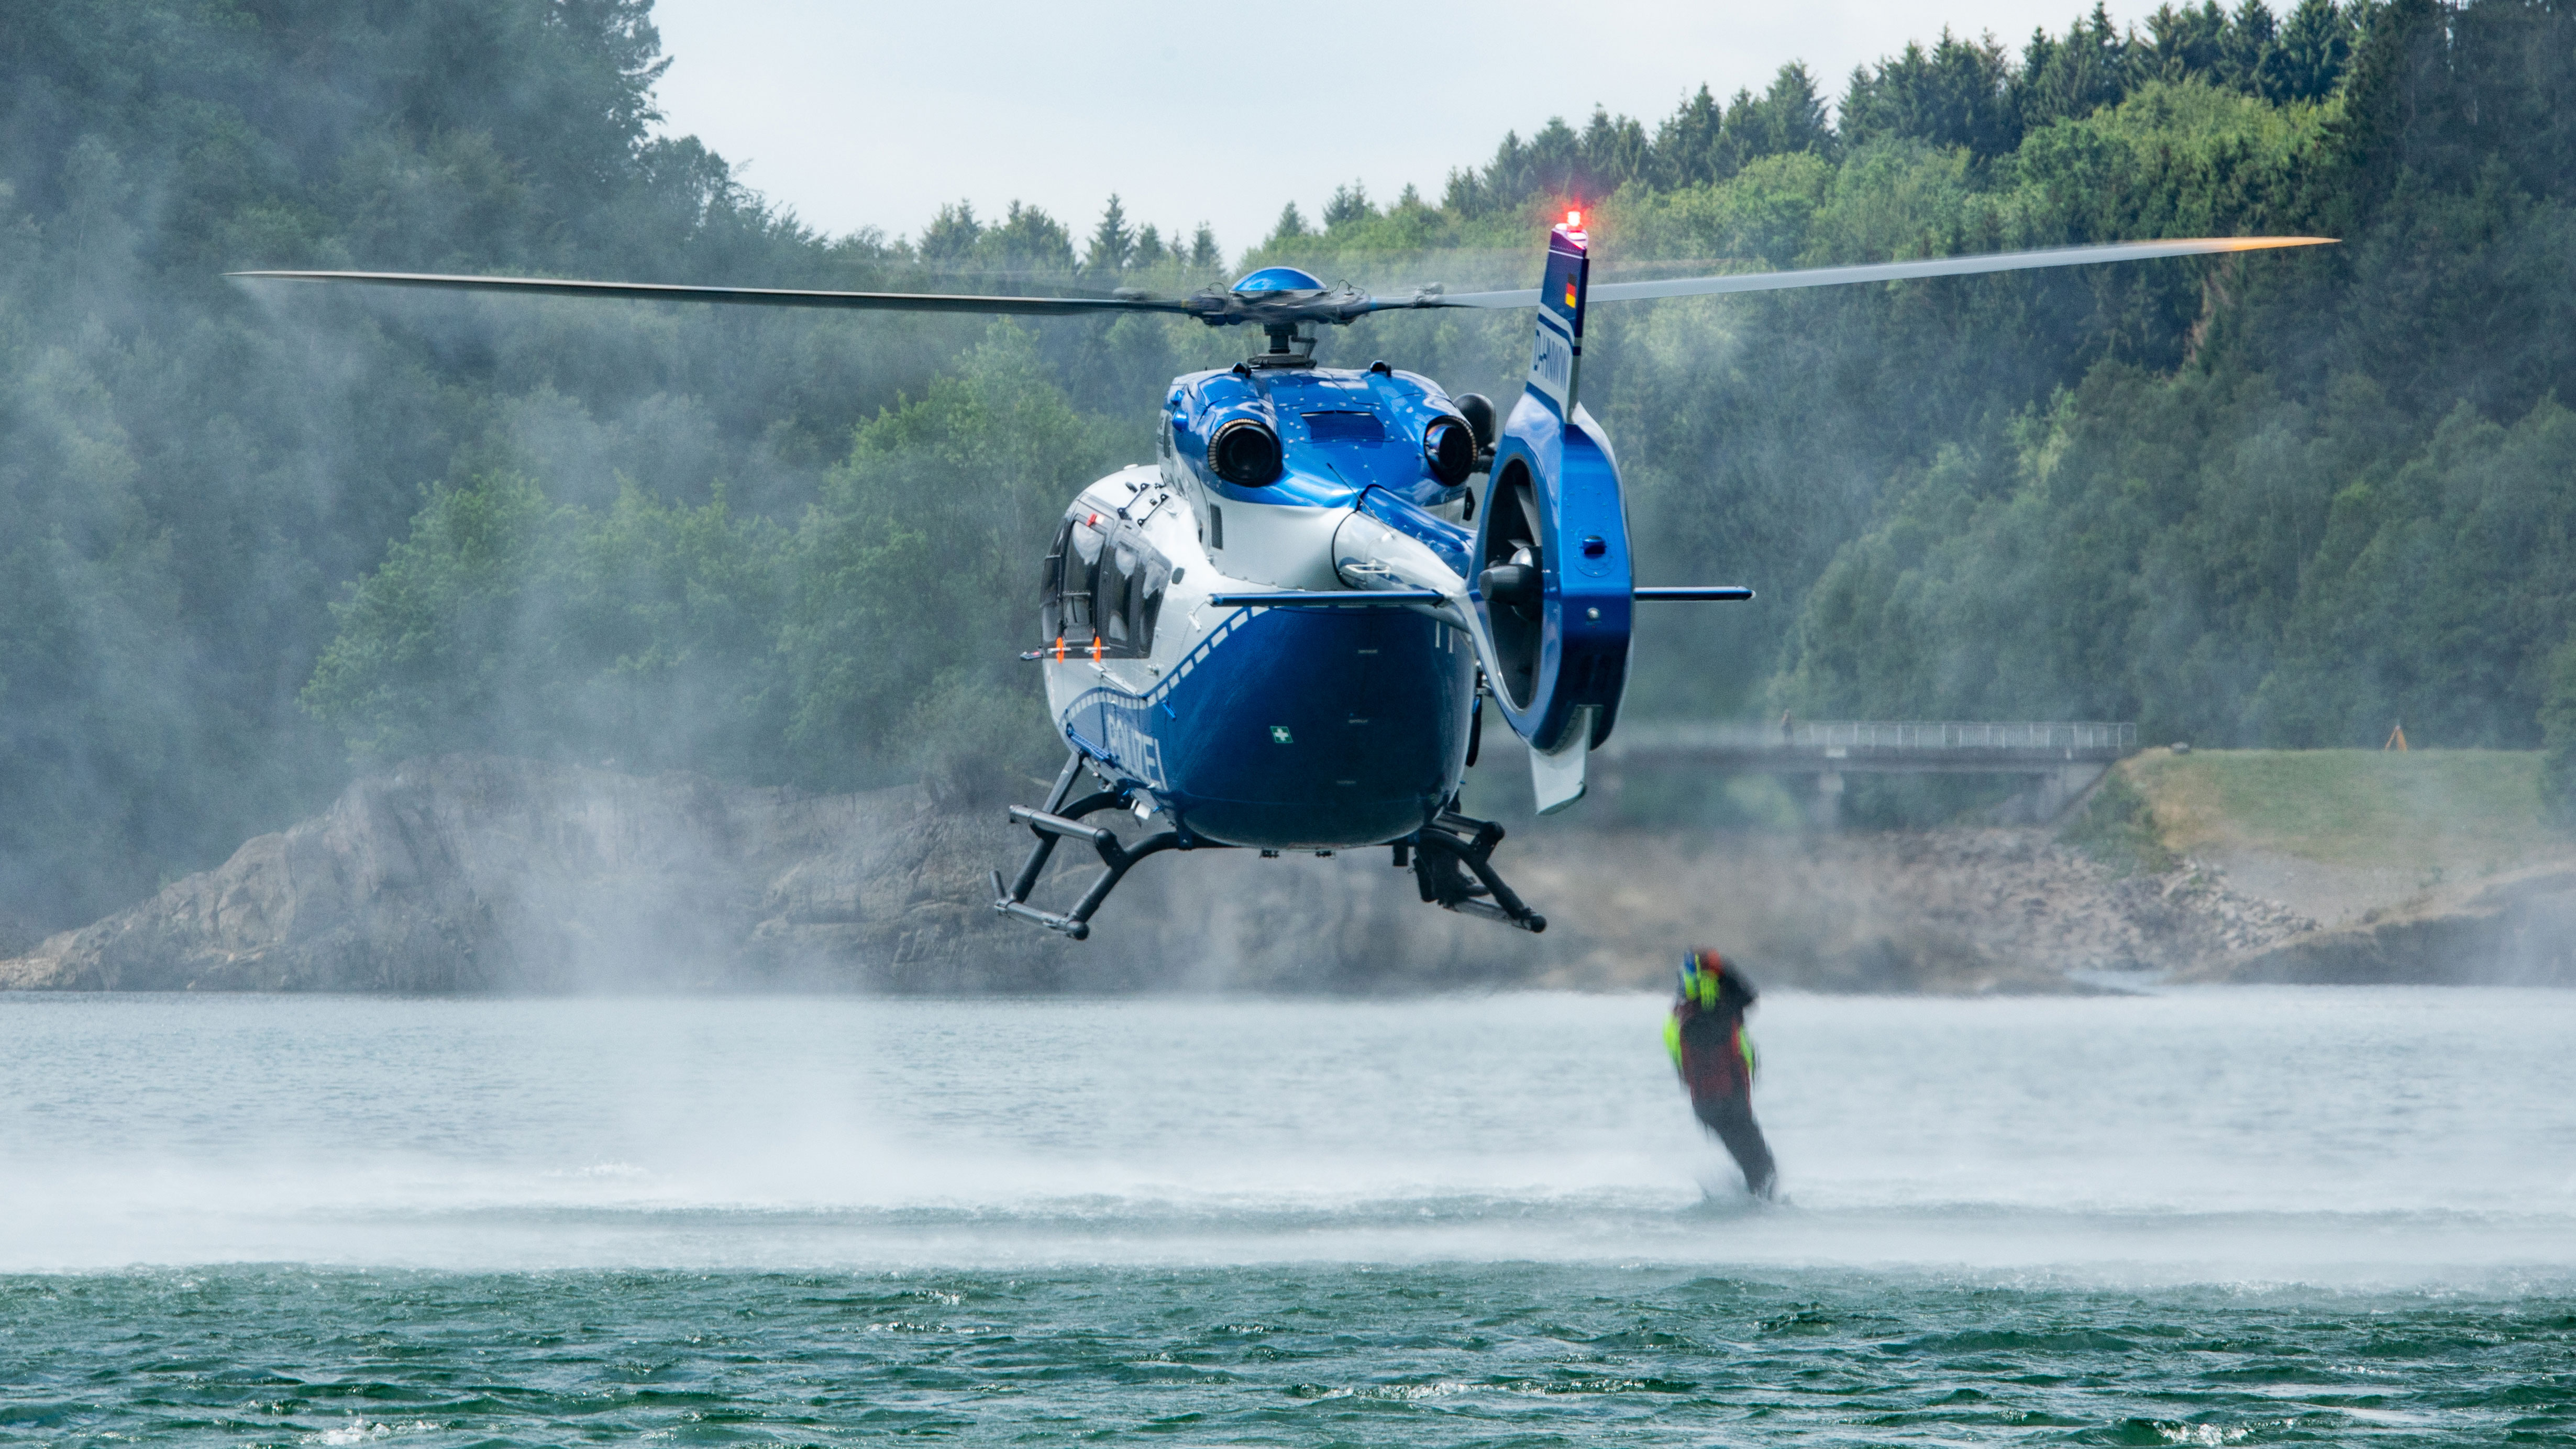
1613, 721, 2137, 753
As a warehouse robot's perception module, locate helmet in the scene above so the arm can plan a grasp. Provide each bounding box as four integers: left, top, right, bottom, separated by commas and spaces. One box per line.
1679, 947, 1725, 1007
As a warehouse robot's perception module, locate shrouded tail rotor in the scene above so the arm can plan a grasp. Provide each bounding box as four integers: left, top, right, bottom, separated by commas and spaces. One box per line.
1477, 469, 1546, 710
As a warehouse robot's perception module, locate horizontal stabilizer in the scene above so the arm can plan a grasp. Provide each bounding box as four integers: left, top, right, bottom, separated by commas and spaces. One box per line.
1634, 586, 1754, 601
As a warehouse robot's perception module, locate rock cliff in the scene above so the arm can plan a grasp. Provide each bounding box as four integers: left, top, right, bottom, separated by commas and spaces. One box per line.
0, 756, 1554, 993
0, 754, 2396, 994
0, 758, 1010, 992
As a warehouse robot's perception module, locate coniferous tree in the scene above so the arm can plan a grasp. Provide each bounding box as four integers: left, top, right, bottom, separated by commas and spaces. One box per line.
1653, 85, 1732, 188
2015, 3, 2138, 131
1085, 194, 1133, 275
2223, 0, 2281, 90
1738, 63, 1839, 160
1578, 108, 1652, 193
1323, 182, 1374, 229
919, 201, 982, 263
2143, 1, 2232, 81
1843, 33, 2018, 158
982, 201, 1076, 274
2271, 0, 2357, 101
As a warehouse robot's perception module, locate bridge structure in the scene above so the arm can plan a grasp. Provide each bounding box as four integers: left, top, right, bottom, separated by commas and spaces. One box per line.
1595, 721, 2141, 826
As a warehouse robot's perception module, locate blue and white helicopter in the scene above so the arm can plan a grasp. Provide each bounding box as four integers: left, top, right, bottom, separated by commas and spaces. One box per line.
239, 218, 2326, 939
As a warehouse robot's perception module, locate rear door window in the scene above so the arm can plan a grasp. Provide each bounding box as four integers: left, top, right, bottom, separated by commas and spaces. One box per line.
1130, 553, 1170, 657
1097, 534, 1134, 652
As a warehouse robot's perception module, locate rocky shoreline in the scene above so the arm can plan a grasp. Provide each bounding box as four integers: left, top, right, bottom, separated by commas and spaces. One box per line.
0, 755, 2558, 994
2186, 864, 2576, 986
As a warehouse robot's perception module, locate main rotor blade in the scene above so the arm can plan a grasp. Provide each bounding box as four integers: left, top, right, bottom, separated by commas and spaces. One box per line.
1421, 236, 2335, 309
226, 270, 1202, 316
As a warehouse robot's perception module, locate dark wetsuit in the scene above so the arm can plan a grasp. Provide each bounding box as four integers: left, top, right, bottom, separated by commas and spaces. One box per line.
1670, 976, 1777, 1198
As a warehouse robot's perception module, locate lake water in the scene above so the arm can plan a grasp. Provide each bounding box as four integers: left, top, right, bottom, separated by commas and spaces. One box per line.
3, 988, 2571, 1445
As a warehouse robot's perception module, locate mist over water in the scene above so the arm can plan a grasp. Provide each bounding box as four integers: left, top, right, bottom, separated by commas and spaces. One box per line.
6, 989, 2569, 1279
9, 989, 2574, 1446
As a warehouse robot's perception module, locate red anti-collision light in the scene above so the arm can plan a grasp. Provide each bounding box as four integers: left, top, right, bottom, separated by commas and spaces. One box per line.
1566, 209, 1582, 228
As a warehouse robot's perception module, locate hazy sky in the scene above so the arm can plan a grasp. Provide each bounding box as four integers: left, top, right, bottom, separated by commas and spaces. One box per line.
649, 0, 2136, 262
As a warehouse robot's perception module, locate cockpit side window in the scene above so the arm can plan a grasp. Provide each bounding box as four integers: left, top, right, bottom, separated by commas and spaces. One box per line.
1049, 513, 1171, 660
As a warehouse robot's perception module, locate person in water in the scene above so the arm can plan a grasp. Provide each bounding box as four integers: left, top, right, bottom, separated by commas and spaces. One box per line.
1665, 948, 1777, 1198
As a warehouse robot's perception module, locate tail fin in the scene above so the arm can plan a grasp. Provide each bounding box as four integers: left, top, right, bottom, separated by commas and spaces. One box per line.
1471, 208, 1630, 793
1523, 211, 1590, 418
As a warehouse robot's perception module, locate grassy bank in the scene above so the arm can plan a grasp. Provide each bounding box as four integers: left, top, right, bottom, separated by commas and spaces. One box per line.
2123, 749, 2557, 872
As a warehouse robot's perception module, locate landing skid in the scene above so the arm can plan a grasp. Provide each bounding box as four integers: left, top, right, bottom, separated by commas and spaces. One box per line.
991, 754, 1181, 941
1410, 809, 1547, 933
991, 756, 1548, 939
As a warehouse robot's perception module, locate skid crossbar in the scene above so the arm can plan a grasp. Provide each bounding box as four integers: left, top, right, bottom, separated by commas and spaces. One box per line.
990, 753, 1188, 940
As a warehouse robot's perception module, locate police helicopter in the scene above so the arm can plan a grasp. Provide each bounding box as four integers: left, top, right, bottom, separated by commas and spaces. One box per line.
237, 219, 2327, 939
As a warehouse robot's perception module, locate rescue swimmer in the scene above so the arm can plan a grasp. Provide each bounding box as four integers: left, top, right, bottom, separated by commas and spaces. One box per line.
1666, 948, 1776, 1199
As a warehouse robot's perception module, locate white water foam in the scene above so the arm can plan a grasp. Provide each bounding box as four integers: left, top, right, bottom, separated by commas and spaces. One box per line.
2, 989, 2570, 1279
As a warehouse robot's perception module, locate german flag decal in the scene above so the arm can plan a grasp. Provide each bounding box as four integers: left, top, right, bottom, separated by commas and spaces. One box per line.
1564, 275, 1578, 308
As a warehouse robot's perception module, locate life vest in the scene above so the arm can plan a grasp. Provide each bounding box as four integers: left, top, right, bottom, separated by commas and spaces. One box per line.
1666, 996, 1755, 1103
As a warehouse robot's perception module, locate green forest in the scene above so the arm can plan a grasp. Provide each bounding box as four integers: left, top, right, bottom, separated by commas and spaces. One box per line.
4, 0, 2575, 936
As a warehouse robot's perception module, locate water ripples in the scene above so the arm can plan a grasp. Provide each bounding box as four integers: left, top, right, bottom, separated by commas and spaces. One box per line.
6, 1265, 2572, 1446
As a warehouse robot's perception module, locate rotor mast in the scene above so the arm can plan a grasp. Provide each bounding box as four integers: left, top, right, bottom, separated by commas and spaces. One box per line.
1252, 321, 1317, 368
